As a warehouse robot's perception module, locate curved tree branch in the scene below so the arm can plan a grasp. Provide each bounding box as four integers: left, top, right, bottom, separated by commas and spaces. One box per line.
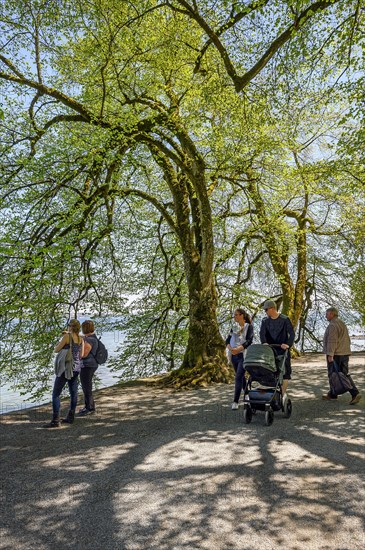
169, 0, 341, 92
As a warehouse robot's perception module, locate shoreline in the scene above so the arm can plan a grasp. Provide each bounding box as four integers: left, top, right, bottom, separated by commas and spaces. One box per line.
1, 351, 364, 418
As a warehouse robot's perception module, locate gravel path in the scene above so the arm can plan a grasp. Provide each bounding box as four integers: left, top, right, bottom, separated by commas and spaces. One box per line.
1, 353, 364, 550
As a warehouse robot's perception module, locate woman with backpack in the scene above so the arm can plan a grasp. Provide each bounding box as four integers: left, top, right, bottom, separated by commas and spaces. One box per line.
44, 319, 84, 428
78, 319, 99, 415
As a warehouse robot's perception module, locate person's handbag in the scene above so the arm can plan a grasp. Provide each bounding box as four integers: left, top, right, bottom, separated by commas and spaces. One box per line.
329, 360, 353, 395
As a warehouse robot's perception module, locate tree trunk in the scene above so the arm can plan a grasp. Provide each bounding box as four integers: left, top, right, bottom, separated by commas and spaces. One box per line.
245, 167, 309, 332
185, 274, 230, 370
165, 272, 232, 388
151, 127, 233, 387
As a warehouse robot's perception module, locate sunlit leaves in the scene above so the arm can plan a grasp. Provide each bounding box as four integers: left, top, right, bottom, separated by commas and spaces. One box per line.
0, 0, 363, 395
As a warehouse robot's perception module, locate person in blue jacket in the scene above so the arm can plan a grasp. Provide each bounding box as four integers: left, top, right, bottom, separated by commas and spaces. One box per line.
226, 308, 254, 410
260, 300, 295, 399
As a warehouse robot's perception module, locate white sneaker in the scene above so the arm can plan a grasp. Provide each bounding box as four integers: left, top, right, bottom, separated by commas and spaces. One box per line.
231, 402, 239, 410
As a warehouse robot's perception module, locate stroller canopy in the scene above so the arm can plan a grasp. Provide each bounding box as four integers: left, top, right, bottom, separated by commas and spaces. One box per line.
244, 344, 277, 372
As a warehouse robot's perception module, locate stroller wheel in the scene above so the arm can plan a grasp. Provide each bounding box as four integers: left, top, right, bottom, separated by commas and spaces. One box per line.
283, 398, 292, 418
264, 410, 274, 426
243, 406, 252, 424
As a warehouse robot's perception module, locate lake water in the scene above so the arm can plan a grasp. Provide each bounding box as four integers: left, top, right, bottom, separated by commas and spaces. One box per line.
1, 329, 364, 415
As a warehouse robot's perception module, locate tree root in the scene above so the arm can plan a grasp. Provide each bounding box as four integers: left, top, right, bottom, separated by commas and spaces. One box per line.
159, 360, 234, 390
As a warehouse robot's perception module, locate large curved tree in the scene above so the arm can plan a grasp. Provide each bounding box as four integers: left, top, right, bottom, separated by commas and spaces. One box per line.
0, 0, 362, 393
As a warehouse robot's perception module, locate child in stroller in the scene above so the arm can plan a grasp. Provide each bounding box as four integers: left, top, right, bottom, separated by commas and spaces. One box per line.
242, 344, 292, 426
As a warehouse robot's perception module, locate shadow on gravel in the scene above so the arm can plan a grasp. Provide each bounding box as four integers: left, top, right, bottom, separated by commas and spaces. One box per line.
1, 355, 364, 549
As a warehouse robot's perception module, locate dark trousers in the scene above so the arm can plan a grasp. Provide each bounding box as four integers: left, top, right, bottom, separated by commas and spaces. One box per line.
232, 354, 245, 403
326, 355, 359, 398
80, 367, 98, 410
52, 372, 79, 416
274, 348, 292, 380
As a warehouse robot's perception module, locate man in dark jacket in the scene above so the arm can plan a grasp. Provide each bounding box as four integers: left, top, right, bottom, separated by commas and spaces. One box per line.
260, 300, 295, 398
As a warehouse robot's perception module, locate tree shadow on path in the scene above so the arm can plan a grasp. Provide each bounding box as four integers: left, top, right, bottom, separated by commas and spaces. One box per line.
0, 354, 364, 550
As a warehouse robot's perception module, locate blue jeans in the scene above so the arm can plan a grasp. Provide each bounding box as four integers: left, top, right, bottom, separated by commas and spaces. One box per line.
232, 354, 245, 403
52, 372, 79, 416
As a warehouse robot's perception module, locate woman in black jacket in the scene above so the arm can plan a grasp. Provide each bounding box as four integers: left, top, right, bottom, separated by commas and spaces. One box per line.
78, 320, 99, 415
226, 308, 254, 410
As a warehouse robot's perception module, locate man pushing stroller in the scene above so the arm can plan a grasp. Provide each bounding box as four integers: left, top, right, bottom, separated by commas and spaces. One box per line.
259, 300, 295, 404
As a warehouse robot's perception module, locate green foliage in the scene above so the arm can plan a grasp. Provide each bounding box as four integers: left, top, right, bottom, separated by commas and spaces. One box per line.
0, 0, 363, 397
350, 265, 365, 327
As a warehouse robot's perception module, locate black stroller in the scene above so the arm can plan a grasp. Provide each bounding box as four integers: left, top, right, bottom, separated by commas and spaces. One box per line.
242, 344, 292, 426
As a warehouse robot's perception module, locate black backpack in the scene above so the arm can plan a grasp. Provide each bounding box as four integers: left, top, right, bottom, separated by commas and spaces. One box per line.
92, 338, 108, 365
